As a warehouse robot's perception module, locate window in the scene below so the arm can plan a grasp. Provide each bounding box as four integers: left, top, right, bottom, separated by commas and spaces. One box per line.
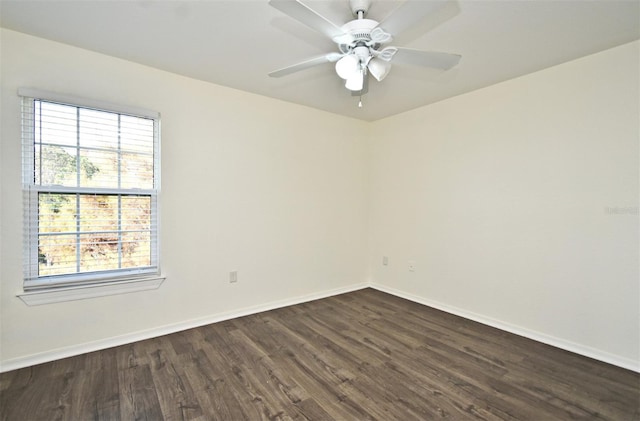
21, 89, 161, 291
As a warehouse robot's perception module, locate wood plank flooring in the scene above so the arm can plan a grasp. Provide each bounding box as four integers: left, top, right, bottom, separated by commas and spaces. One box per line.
1, 288, 639, 420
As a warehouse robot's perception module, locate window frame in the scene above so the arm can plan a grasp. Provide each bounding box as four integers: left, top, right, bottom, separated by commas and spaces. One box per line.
20, 88, 162, 293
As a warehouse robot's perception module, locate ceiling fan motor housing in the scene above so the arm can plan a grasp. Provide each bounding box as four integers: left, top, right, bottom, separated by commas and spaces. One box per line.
340, 18, 379, 45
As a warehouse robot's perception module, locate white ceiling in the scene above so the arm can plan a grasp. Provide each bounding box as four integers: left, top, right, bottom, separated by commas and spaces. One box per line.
1, 0, 638, 121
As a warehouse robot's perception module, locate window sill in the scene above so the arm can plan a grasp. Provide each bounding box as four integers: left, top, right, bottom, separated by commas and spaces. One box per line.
17, 276, 165, 306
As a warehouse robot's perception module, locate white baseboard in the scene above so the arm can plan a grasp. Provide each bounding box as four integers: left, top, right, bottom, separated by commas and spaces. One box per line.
0, 282, 368, 373
370, 283, 640, 373
2, 281, 637, 374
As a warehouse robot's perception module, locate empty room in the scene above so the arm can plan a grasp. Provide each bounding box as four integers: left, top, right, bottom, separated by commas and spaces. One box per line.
0, 0, 638, 419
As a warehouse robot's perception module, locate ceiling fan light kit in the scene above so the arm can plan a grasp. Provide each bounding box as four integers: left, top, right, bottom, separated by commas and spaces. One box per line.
269, 0, 461, 105
345, 69, 365, 91
367, 58, 391, 82
335, 54, 359, 79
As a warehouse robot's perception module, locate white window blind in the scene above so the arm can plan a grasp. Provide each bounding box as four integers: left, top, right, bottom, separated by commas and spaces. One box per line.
21, 90, 160, 290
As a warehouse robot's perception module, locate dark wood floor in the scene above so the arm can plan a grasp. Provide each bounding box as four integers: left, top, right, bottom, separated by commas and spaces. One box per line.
1, 288, 639, 420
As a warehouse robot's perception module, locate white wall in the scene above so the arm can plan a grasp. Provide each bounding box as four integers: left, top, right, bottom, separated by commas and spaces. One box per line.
0, 29, 369, 368
368, 41, 640, 370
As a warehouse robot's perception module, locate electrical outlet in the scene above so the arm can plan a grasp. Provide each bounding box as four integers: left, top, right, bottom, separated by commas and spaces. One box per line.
408, 261, 415, 272
229, 271, 238, 283
382, 256, 389, 266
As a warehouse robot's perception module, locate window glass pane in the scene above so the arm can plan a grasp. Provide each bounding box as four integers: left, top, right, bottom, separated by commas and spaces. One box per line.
39, 193, 76, 233
79, 108, 118, 150
121, 115, 154, 155
37, 145, 79, 187
121, 196, 151, 231
122, 231, 151, 268
39, 234, 77, 276
79, 149, 118, 188
37, 101, 77, 147
79, 233, 120, 272
121, 153, 154, 189
39, 193, 77, 276
79, 194, 118, 232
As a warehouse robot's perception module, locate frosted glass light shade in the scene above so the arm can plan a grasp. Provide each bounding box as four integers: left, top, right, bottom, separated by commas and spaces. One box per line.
368, 58, 391, 81
335, 55, 359, 80
345, 70, 364, 91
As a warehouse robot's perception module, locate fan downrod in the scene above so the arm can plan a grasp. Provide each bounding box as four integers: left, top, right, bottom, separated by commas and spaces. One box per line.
349, 0, 371, 18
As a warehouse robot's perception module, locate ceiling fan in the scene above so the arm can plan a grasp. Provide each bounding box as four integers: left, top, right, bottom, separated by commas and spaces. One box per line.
268, 0, 461, 101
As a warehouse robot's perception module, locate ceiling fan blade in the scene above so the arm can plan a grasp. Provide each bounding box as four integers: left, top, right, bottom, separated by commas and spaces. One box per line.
269, 0, 347, 40
393, 48, 461, 70
376, 0, 448, 37
268, 53, 342, 78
